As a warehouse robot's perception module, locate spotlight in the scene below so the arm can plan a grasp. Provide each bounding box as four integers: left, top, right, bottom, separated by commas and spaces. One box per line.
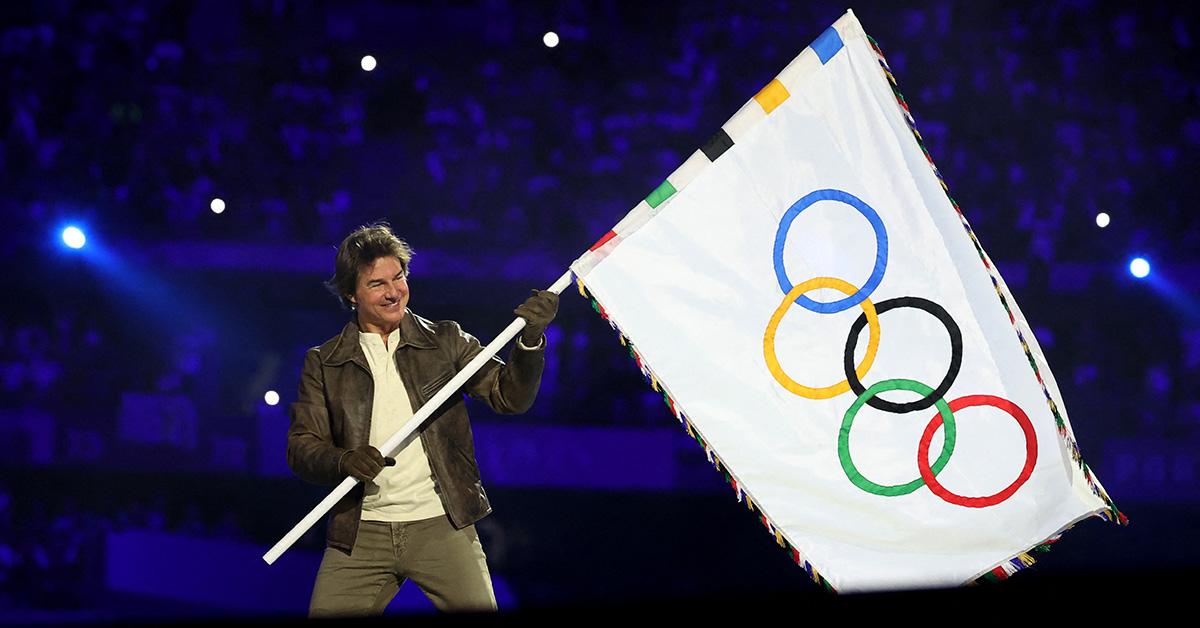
62, 226, 87, 249
1129, 257, 1150, 279
543, 31, 560, 48
210, 198, 226, 214
1095, 212, 1110, 228
361, 55, 377, 72
264, 390, 280, 406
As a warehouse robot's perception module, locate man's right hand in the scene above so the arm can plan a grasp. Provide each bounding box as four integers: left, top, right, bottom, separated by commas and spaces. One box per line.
339, 445, 396, 482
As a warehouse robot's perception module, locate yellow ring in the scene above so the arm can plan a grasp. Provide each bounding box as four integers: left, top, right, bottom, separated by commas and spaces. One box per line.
763, 277, 880, 399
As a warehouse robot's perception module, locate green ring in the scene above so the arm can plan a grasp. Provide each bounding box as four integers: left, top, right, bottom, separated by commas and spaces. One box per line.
838, 378, 956, 496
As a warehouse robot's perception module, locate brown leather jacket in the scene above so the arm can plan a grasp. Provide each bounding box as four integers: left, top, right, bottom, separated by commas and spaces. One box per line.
286, 310, 544, 554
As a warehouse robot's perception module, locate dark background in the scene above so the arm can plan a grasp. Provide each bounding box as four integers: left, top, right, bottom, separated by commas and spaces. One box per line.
1, 0, 1197, 623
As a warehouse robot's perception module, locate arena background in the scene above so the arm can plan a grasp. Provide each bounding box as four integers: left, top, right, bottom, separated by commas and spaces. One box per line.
1, 0, 1197, 622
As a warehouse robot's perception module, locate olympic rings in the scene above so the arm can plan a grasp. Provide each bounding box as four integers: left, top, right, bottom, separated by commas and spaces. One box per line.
764, 277, 880, 399
838, 379, 957, 496
763, 188, 1037, 509
916, 395, 1038, 508
843, 297, 963, 413
773, 189, 888, 314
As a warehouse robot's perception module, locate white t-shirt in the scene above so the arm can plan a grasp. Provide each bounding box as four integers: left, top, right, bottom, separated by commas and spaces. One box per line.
357, 328, 445, 522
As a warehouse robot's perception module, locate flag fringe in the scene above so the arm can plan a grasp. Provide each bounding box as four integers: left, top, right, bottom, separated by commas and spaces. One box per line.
865, 34, 1127, 528
973, 542, 1054, 585
576, 276, 836, 593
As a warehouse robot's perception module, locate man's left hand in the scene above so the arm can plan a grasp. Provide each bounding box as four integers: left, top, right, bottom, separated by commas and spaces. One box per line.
515, 289, 559, 346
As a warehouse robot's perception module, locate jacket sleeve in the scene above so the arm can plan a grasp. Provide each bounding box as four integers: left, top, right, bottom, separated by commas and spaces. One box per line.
286, 347, 347, 485
451, 322, 545, 414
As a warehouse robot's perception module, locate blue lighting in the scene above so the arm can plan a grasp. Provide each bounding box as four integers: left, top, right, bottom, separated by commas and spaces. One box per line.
61, 226, 87, 249
1129, 257, 1150, 279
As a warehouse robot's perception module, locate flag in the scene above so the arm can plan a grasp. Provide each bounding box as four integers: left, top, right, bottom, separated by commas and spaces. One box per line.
570, 9, 1123, 592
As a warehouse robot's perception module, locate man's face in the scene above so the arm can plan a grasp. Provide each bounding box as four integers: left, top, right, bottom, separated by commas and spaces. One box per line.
350, 256, 409, 333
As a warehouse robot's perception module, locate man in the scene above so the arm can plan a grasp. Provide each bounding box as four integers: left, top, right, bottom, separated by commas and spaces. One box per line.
287, 223, 558, 615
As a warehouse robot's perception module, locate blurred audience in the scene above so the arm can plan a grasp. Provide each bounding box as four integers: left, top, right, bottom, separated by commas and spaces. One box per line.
0, 0, 1195, 613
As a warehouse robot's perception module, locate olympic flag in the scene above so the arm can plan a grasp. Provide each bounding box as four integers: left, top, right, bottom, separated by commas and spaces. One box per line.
570, 10, 1123, 592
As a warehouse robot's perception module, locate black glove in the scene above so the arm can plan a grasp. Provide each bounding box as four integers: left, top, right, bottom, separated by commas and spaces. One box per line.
339, 445, 396, 482
514, 289, 559, 345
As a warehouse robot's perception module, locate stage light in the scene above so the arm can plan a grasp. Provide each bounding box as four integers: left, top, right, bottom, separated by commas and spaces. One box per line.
264, 390, 280, 406
210, 198, 226, 214
543, 31, 559, 48
361, 55, 377, 71
1095, 212, 1110, 228
62, 226, 86, 249
1129, 257, 1150, 279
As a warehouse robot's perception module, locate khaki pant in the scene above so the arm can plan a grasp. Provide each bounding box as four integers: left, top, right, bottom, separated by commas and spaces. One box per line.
308, 516, 497, 616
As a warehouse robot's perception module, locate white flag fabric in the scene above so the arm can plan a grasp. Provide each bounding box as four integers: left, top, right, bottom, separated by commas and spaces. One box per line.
571, 10, 1122, 593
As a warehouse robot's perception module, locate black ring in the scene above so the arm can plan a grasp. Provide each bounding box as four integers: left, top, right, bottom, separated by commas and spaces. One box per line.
842, 296, 962, 413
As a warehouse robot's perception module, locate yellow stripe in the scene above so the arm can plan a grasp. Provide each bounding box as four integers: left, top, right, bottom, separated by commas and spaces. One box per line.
753, 79, 790, 114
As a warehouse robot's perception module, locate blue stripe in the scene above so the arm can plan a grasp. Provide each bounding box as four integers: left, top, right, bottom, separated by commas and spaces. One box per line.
811, 27, 844, 64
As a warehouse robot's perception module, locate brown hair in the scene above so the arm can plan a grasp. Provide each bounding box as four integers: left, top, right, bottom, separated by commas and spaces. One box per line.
325, 222, 414, 309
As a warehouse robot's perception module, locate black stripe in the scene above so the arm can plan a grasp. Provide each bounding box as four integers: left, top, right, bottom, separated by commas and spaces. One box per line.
701, 129, 734, 162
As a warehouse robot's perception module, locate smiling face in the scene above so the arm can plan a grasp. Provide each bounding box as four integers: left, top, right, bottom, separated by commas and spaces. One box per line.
349, 256, 409, 335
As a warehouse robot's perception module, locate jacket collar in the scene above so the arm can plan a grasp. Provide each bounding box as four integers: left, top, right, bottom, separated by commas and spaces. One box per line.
322, 309, 436, 367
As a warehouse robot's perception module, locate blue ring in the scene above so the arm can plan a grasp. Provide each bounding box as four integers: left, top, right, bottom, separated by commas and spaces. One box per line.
773, 189, 888, 313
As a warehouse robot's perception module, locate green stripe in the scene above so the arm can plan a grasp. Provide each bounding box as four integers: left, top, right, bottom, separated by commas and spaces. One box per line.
645, 179, 677, 208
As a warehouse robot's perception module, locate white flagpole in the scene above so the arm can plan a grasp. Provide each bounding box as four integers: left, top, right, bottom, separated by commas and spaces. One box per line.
262, 270, 574, 565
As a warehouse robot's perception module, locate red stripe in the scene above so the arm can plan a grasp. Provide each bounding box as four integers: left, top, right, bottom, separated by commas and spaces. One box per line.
589, 230, 617, 251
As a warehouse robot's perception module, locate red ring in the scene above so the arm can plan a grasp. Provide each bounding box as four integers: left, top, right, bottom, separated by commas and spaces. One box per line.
916, 395, 1038, 508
